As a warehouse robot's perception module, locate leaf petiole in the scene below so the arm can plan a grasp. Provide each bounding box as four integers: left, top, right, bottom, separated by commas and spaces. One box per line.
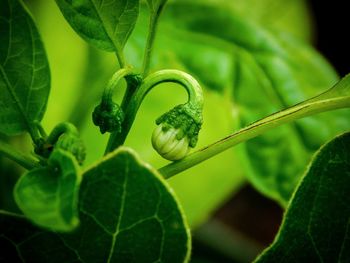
0, 140, 39, 170
142, 0, 168, 77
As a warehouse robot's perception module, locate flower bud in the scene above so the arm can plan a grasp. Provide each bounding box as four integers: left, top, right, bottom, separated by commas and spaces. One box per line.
152, 103, 203, 160
92, 101, 124, 134
152, 125, 190, 161
55, 133, 86, 165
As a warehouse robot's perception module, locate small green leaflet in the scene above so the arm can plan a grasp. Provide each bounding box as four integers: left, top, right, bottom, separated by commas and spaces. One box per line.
255, 132, 350, 262
14, 149, 81, 232
55, 0, 139, 58
0, 0, 50, 135
1, 148, 190, 262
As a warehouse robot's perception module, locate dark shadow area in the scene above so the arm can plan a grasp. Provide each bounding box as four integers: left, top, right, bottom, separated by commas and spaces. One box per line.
309, 0, 350, 75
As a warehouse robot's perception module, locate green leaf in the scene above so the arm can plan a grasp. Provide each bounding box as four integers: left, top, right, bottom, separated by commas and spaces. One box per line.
0, 0, 50, 136
228, 0, 313, 41
55, 0, 140, 60
1, 147, 190, 262
146, 0, 167, 12
14, 149, 81, 232
136, 0, 350, 205
255, 132, 350, 262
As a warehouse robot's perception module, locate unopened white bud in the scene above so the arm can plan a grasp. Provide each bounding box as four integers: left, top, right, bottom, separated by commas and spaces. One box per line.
152, 125, 190, 161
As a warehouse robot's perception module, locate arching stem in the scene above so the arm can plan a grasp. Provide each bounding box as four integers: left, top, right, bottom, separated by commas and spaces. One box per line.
105, 69, 203, 153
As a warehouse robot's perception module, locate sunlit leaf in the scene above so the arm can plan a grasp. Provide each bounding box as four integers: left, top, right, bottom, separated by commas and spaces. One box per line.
0, 0, 50, 135
55, 0, 140, 56
14, 149, 81, 232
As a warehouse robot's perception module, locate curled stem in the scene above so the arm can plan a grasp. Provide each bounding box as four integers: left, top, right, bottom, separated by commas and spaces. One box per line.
46, 122, 79, 145
102, 67, 134, 106
105, 69, 203, 153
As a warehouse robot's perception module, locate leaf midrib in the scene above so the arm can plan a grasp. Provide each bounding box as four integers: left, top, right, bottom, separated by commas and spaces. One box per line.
107, 157, 129, 263
88, 0, 124, 59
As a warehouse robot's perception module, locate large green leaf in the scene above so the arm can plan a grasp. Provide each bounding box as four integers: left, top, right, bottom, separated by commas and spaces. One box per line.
55, 0, 140, 55
227, 0, 313, 41
255, 132, 350, 262
14, 149, 81, 232
0, 0, 50, 135
132, 0, 350, 205
1, 148, 190, 262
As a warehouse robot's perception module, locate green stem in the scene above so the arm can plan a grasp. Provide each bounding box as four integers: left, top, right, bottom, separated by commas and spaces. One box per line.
46, 122, 79, 145
116, 51, 126, 69
105, 69, 203, 153
102, 67, 134, 105
141, 16, 159, 77
159, 92, 350, 178
120, 74, 143, 111
0, 141, 39, 170
142, 3, 167, 77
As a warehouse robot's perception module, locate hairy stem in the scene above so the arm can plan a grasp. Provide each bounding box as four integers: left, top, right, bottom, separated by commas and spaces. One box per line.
159, 90, 350, 178
105, 69, 203, 153
0, 141, 39, 170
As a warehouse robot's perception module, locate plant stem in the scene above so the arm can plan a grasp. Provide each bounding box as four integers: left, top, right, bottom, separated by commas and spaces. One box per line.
0, 141, 39, 170
120, 74, 142, 111
102, 67, 134, 104
141, 3, 167, 77
141, 16, 158, 77
46, 122, 79, 145
105, 69, 203, 153
159, 92, 350, 178
116, 51, 126, 69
